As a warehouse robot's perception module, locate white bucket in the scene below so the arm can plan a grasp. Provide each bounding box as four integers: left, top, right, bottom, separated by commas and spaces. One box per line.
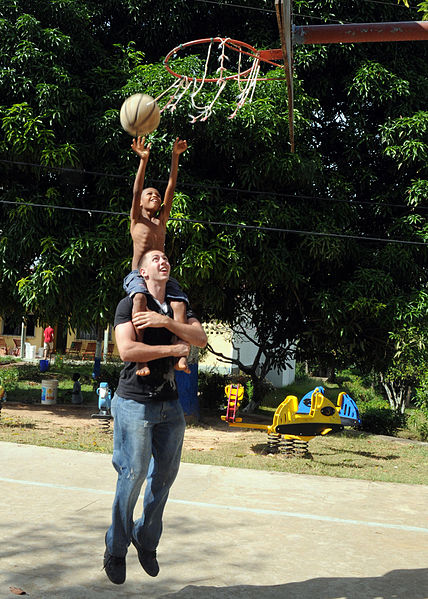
25, 344, 36, 359
41, 379, 58, 405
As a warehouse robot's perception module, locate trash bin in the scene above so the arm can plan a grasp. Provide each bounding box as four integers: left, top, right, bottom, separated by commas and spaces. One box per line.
175, 363, 199, 421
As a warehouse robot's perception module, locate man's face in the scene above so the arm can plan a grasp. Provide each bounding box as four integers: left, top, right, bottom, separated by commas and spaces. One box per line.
140, 251, 170, 281
140, 187, 161, 211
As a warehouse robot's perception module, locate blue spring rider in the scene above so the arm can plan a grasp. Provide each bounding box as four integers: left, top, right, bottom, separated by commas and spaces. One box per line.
91, 381, 113, 431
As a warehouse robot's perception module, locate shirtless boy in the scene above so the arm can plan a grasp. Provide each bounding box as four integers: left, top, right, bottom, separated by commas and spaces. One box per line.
123, 136, 189, 376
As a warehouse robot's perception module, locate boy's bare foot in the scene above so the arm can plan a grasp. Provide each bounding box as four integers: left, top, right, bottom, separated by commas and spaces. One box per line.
136, 363, 150, 376
175, 357, 191, 374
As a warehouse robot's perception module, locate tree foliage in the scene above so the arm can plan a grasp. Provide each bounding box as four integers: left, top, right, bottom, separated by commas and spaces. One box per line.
0, 0, 427, 402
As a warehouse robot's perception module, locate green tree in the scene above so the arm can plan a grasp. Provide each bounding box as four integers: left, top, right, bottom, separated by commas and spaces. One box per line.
0, 0, 426, 408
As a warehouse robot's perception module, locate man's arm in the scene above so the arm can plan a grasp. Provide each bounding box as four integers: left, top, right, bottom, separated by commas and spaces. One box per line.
132, 312, 207, 348
115, 320, 190, 363
160, 137, 187, 225
130, 137, 151, 221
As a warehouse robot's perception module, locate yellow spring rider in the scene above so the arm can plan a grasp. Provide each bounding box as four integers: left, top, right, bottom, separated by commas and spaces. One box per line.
221, 384, 361, 456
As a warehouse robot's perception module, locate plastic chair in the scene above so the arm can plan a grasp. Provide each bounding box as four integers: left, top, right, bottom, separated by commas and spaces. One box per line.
0, 337, 8, 356
12, 338, 21, 356
82, 342, 96, 360
65, 340, 82, 358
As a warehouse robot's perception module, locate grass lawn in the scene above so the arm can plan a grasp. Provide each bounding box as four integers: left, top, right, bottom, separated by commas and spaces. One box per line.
1, 362, 427, 486
182, 428, 428, 486
1, 406, 427, 486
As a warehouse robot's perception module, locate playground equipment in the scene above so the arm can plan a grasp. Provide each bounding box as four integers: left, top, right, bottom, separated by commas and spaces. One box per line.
221, 384, 361, 456
91, 382, 113, 432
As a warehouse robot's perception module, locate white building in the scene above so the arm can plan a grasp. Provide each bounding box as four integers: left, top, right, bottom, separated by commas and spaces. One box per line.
200, 321, 295, 388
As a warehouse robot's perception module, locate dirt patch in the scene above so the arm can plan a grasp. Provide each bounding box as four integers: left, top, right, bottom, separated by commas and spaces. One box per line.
1, 402, 264, 451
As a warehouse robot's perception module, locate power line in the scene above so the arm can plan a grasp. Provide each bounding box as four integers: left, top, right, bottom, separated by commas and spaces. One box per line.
1, 159, 426, 212
192, 0, 360, 23
0, 199, 126, 217
0, 159, 126, 180
173, 216, 427, 246
1, 199, 426, 246
193, 0, 274, 13
192, 0, 416, 20
361, 0, 418, 9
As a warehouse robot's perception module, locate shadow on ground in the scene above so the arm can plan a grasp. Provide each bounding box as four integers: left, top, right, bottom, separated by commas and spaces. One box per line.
2, 402, 96, 421
160, 569, 428, 599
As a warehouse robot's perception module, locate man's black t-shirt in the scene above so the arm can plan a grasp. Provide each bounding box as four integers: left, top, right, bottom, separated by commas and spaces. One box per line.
114, 295, 195, 403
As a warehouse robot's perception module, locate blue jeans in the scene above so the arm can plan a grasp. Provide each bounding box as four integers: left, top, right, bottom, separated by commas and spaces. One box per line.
106, 393, 186, 557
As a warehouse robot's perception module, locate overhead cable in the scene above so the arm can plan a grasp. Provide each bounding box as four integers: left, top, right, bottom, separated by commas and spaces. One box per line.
0, 199, 426, 246
1, 159, 426, 212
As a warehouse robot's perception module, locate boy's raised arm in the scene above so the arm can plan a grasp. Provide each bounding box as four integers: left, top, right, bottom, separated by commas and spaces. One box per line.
160, 137, 187, 225
130, 136, 151, 221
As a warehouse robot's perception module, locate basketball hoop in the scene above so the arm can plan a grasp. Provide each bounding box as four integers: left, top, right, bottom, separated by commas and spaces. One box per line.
153, 14, 428, 152
155, 37, 285, 123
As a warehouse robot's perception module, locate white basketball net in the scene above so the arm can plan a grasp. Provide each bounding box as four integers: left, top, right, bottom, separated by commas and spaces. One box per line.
154, 38, 261, 122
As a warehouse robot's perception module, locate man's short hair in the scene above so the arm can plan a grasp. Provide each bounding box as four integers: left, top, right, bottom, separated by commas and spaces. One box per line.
137, 253, 147, 271
138, 250, 167, 272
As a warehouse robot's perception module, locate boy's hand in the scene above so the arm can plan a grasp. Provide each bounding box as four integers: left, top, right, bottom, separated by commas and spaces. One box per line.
131, 136, 151, 161
132, 311, 167, 330
172, 340, 190, 358
172, 137, 188, 156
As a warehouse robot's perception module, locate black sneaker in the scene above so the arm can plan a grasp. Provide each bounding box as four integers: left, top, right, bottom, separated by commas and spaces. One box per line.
131, 535, 159, 577
103, 547, 126, 585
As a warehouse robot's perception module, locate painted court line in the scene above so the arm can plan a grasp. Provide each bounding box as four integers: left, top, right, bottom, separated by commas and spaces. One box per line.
1, 476, 428, 534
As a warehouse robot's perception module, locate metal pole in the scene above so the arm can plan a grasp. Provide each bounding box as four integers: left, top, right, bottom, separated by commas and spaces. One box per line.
295, 21, 428, 45
275, 0, 294, 152
263, 21, 428, 62
103, 326, 109, 362
20, 319, 26, 359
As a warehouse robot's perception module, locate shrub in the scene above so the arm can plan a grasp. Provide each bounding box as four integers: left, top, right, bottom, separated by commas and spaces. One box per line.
294, 362, 309, 382
406, 410, 428, 441
414, 373, 428, 416
343, 377, 382, 404
0, 367, 19, 391
198, 369, 228, 412
358, 399, 406, 436
96, 364, 123, 394
16, 364, 44, 382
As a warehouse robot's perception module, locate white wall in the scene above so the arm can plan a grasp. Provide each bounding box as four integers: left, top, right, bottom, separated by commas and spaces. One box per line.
231, 325, 295, 388
199, 320, 296, 388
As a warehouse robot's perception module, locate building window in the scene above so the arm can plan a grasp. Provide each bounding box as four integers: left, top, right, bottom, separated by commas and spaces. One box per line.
76, 327, 98, 341
76, 326, 112, 341
2, 316, 35, 337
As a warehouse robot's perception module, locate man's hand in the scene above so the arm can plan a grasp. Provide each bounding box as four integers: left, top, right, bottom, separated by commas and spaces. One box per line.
132, 311, 167, 330
172, 137, 187, 156
132, 136, 151, 161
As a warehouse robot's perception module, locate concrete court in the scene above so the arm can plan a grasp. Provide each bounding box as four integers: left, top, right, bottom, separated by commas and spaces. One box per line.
0, 442, 427, 599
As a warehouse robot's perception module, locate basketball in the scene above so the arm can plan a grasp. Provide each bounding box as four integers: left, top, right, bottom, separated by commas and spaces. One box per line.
120, 93, 160, 136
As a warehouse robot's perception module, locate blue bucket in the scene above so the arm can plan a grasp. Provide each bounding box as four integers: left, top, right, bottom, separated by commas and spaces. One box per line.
39, 359, 49, 373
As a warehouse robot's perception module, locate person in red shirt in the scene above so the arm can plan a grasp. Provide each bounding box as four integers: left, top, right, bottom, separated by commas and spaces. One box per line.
43, 326, 54, 359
